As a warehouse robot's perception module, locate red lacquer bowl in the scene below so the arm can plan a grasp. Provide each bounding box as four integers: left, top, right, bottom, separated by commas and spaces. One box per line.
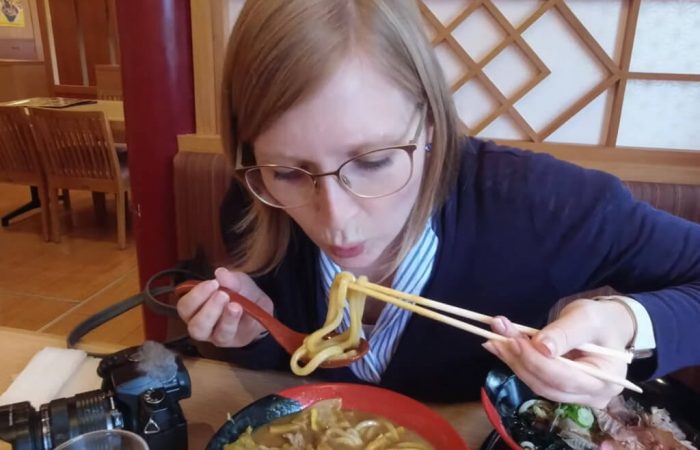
207, 383, 468, 450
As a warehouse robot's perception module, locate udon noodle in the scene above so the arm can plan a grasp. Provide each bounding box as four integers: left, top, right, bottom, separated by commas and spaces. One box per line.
224, 398, 433, 450
290, 272, 368, 376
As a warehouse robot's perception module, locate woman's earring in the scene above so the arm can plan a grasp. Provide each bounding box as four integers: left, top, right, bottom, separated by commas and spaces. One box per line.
424, 143, 432, 152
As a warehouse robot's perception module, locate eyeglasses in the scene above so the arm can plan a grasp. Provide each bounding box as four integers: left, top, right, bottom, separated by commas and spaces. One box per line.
236, 105, 427, 209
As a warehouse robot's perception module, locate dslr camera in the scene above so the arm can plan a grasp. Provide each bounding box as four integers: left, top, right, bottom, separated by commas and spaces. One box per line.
0, 342, 191, 450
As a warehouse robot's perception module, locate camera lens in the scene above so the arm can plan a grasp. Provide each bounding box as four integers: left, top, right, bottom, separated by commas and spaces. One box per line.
0, 390, 124, 450
0, 402, 43, 450
42, 390, 124, 449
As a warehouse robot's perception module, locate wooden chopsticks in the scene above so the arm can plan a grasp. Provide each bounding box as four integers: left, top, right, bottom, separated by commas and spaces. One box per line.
347, 279, 643, 394
361, 282, 633, 363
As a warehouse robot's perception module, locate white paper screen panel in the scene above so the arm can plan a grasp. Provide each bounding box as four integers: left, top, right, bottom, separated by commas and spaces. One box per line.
421, 0, 700, 151
631, 0, 700, 74
618, 80, 700, 150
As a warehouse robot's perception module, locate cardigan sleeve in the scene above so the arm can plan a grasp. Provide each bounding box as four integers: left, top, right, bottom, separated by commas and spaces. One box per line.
524, 152, 700, 379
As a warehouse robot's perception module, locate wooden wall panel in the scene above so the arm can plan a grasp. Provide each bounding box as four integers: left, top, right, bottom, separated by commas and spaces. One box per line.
0, 61, 50, 102
38, 0, 119, 93
500, 140, 700, 186
46, 0, 82, 84
76, 0, 111, 85
47, 0, 83, 85
106, 0, 120, 62
190, 0, 217, 135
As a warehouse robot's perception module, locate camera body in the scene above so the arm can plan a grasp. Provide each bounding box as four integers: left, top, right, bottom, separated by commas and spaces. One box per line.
98, 343, 191, 450
0, 342, 191, 450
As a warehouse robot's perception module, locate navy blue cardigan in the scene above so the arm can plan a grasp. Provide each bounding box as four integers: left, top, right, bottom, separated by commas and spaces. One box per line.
219, 138, 700, 402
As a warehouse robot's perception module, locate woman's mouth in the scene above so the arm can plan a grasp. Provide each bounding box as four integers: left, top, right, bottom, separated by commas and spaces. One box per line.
329, 243, 365, 259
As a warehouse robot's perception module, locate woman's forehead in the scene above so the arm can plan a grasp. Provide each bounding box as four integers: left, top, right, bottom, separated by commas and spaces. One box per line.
255, 59, 415, 159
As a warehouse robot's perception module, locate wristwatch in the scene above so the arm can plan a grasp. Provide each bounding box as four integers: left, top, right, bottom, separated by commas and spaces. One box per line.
594, 295, 656, 359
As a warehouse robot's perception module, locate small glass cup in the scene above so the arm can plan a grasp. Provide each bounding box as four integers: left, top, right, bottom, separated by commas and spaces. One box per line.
54, 429, 149, 450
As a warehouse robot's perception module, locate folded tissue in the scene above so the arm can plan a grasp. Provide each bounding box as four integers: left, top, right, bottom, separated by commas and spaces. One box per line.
0, 347, 102, 409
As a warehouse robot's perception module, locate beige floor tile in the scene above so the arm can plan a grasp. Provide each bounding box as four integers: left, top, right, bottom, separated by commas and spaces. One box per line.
0, 290, 79, 330
0, 185, 137, 300
40, 270, 144, 346
76, 269, 141, 314
43, 306, 145, 348
1, 183, 142, 345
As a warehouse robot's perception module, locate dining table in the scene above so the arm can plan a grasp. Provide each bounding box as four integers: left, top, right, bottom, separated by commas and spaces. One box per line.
0, 327, 494, 450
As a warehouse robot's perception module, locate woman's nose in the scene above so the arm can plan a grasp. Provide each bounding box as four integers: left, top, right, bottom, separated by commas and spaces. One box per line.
313, 176, 359, 226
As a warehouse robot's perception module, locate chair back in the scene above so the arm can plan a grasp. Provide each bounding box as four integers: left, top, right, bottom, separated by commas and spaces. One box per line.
95, 64, 123, 101
29, 108, 122, 191
0, 106, 42, 184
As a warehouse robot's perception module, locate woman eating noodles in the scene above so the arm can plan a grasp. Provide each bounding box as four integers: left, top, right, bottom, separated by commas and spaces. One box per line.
176, 0, 700, 408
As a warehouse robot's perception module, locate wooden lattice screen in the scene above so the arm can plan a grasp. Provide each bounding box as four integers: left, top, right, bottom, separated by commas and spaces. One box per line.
179, 0, 700, 185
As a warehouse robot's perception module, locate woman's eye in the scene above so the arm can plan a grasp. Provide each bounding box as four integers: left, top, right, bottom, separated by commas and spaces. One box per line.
354, 156, 392, 171
273, 169, 304, 181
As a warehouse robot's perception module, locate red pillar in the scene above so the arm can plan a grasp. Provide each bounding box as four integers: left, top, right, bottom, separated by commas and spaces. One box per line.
116, 0, 195, 340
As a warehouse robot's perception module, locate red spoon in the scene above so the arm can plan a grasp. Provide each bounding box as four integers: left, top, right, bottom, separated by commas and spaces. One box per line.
175, 280, 369, 369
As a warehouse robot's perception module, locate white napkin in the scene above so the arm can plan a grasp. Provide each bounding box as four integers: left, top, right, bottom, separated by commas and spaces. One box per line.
0, 347, 102, 409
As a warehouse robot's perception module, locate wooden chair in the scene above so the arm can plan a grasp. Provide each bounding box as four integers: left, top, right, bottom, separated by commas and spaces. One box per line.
95, 64, 123, 101
0, 106, 50, 241
29, 107, 130, 249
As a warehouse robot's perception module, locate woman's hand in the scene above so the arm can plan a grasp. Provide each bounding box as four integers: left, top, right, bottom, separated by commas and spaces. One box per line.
176, 267, 273, 347
483, 299, 636, 409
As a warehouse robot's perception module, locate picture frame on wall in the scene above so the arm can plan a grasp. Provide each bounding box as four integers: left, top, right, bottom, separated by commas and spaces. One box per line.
0, 0, 24, 28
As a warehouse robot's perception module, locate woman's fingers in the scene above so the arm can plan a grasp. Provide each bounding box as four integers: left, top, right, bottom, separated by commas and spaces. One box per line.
483, 299, 635, 408
187, 290, 230, 341
177, 269, 274, 347
484, 337, 623, 409
210, 301, 244, 347
535, 299, 634, 358
490, 315, 522, 338
177, 279, 219, 322
215, 267, 269, 304
492, 337, 605, 394
532, 301, 600, 358
214, 267, 274, 314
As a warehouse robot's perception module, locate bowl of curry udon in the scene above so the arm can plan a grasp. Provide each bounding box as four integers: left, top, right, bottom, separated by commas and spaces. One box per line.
206, 383, 468, 450
480, 368, 700, 450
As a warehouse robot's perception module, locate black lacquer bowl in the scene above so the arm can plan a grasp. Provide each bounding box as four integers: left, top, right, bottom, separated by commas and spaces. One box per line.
480, 368, 700, 450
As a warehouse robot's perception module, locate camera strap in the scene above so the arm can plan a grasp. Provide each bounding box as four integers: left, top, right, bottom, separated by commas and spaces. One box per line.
66, 268, 207, 357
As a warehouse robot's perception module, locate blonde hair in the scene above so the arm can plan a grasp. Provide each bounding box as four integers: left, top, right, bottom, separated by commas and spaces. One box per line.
222, 0, 461, 279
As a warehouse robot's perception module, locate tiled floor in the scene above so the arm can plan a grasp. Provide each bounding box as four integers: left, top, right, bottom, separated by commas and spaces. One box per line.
0, 183, 144, 346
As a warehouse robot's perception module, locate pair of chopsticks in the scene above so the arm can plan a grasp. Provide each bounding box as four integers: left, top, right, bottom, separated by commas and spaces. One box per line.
347, 279, 643, 394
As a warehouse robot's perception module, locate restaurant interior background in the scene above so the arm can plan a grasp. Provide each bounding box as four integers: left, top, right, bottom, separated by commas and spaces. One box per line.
1, 0, 699, 387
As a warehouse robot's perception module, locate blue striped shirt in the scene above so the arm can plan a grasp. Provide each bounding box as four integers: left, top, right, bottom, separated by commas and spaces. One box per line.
319, 221, 438, 383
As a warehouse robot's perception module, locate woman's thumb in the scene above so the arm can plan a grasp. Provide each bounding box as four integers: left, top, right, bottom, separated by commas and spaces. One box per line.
533, 311, 596, 358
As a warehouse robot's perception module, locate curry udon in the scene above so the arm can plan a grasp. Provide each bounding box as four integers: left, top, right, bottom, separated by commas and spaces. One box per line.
224, 398, 433, 450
